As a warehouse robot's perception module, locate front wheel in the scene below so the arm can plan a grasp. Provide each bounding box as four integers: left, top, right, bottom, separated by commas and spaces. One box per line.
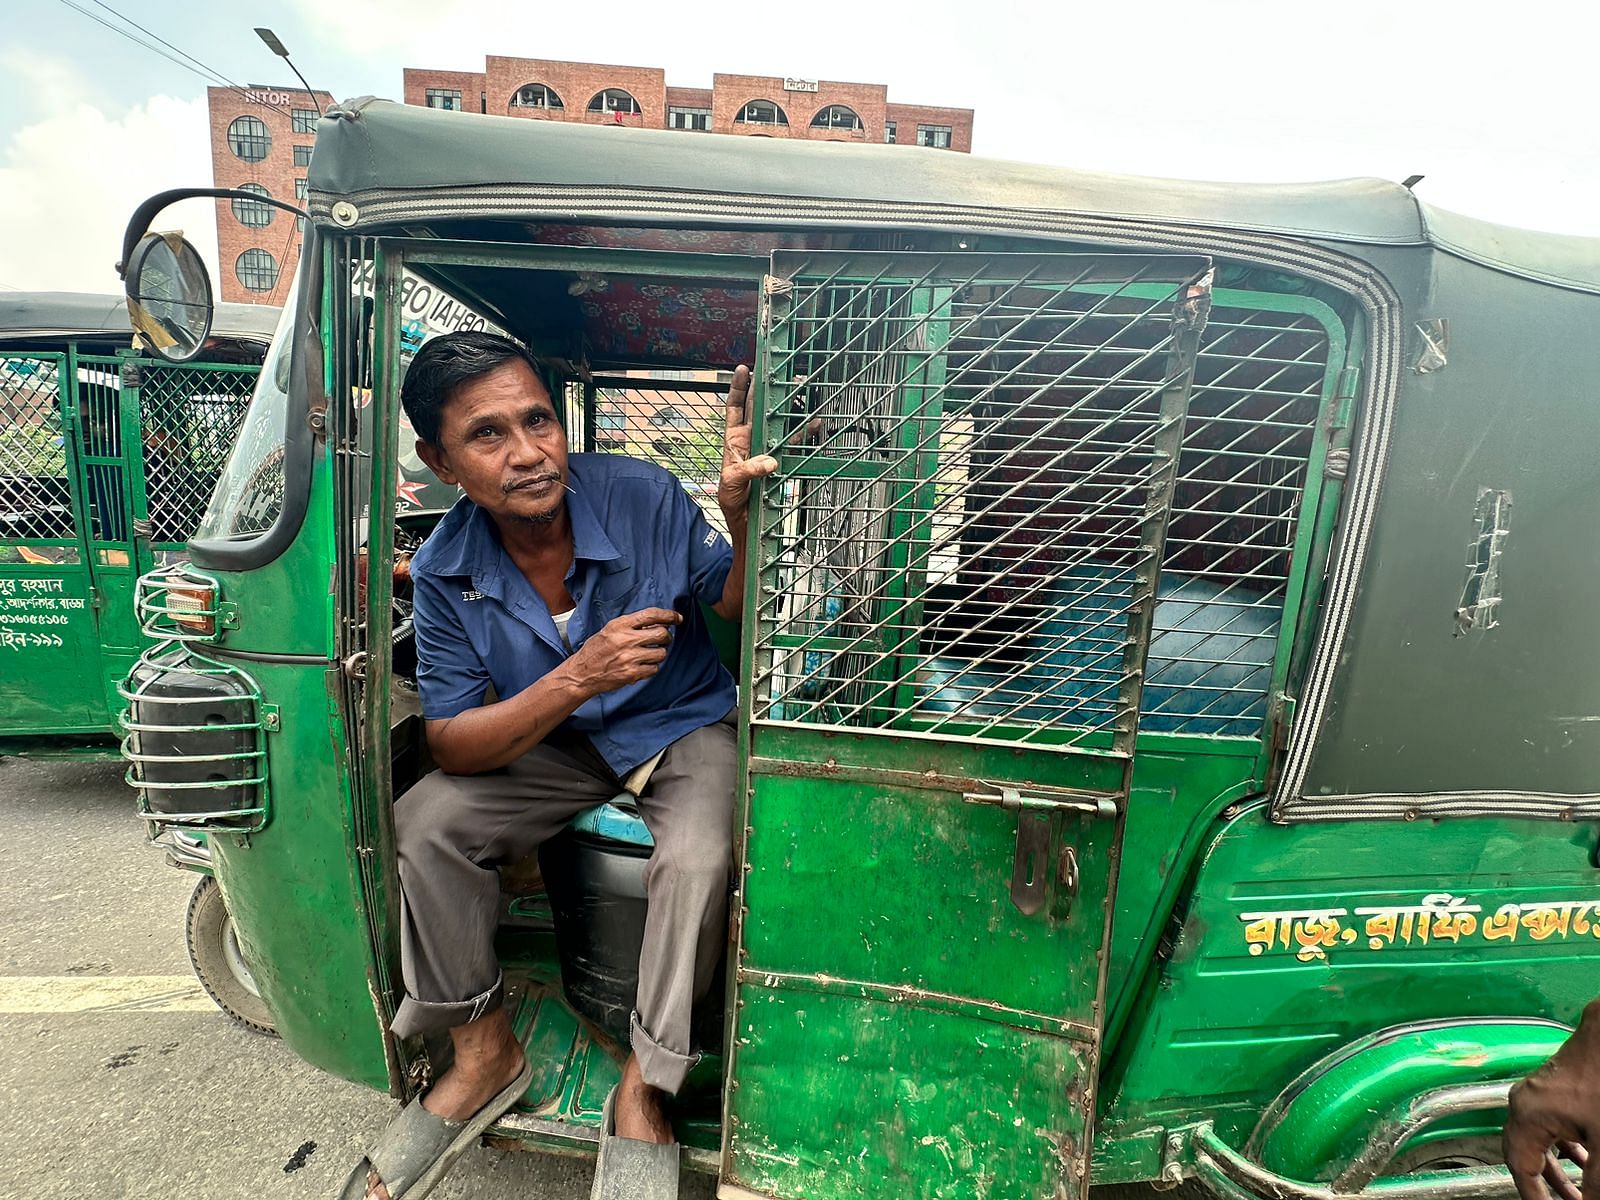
185, 876, 277, 1036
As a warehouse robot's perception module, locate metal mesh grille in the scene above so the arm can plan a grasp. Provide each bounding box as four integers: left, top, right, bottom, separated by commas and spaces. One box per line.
76, 358, 129, 542
592, 376, 728, 534
0, 354, 74, 541
752, 254, 1208, 753
1144, 306, 1331, 735
134, 362, 257, 546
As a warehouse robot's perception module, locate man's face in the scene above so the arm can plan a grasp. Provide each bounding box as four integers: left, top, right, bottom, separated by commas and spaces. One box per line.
415, 358, 570, 526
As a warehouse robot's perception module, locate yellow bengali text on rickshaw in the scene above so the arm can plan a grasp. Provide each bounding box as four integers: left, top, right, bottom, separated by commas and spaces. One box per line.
1238, 894, 1600, 962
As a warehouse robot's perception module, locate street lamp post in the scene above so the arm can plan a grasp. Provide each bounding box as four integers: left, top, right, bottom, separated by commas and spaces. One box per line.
254, 28, 321, 117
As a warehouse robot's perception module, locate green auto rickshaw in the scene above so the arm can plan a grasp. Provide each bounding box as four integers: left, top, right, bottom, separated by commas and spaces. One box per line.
0, 289, 274, 755
119, 98, 1600, 1199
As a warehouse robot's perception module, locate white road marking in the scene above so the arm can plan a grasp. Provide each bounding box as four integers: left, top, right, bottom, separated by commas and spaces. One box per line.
0, 975, 212, 1013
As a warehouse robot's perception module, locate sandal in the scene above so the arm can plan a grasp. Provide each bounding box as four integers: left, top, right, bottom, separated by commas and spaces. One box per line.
339, 1056, 534, 1200
590, 1084, 680, 1200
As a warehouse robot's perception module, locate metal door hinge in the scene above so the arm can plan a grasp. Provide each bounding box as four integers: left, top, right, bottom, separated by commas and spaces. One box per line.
1329, 363, 1361, 432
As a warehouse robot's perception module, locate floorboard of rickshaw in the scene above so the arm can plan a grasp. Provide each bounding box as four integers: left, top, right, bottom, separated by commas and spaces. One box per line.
500, 977, 722, 1158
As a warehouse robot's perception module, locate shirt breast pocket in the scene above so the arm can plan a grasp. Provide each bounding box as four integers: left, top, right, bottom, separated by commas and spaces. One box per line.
589, 570, 666, 629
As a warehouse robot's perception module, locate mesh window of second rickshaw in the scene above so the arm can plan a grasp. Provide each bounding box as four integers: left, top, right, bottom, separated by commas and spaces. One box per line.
0, 354, 76, 546
756, 275, 1341, 745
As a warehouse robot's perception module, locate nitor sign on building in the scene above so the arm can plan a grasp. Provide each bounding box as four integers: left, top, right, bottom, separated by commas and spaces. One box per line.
783, 78, 820, 93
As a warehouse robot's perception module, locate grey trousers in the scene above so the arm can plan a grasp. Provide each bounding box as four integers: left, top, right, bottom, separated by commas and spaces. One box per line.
390, 713, 736, 1094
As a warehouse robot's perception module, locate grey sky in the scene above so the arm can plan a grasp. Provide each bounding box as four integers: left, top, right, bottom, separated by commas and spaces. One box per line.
4, 0, 1596, 294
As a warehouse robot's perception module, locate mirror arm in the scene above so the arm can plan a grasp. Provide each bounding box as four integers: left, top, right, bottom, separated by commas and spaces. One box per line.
117, 188, 311, 278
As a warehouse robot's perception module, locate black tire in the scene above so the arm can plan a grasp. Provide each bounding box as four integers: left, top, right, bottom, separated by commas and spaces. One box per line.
185, 875, 277, 1036
1386, 1133, 1503, 1174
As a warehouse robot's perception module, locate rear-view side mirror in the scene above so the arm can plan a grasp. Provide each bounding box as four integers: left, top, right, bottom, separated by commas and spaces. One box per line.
123, 231, 214, 363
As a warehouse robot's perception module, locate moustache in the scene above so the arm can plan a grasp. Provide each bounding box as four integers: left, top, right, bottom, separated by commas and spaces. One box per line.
502, 473, 562, 495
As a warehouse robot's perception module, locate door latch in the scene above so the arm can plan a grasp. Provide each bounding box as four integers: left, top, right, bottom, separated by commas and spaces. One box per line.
963, 787, 1115, 918
1011, 810, 1053, 916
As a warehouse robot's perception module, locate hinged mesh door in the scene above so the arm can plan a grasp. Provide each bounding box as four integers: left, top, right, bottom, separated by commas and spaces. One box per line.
752, 252, 1211, 759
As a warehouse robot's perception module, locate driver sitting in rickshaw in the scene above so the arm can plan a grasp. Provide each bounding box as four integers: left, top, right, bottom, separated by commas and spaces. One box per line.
344, 331, 775, 1200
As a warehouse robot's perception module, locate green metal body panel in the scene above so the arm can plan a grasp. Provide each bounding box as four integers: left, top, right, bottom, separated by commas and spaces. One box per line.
1093, 809, 1600, 1180
209, 657, 389, 1088
1251, 1019, 1570, 1180
193, 453, 390, 1088
728, 762, 1114, 1199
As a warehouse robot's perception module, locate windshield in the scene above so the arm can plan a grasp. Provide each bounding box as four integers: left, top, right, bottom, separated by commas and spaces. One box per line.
193, 277, 298, 543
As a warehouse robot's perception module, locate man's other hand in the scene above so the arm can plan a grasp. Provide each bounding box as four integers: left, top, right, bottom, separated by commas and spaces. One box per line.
717, 364, 778, 521
566, 608, 683, 695
1506, 1001, 1600, 1200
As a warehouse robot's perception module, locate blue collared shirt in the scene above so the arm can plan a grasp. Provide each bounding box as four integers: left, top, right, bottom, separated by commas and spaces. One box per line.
409, 454, 736, 774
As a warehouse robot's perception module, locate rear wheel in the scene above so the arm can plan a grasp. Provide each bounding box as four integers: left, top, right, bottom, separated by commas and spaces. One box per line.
1386, 1134, 1502, 1173
185, 875, 277, 1036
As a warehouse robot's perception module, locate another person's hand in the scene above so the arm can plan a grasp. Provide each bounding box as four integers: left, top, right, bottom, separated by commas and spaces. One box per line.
717, 364, 778, 521
1506, 1001, 1600, 1199
564, 608, 682, 695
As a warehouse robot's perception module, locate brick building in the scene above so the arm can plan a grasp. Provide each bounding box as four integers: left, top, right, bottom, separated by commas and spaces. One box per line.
401, 58, 973, 152
207, 85, 335, 306
209, 61, 973, 303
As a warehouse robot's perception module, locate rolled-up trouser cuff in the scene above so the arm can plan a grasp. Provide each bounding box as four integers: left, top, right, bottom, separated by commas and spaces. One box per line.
390, 972, 504, 1041
631, 1008, 700, 1095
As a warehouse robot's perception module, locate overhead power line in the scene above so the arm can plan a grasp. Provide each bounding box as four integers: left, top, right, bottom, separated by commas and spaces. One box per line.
52, 0, 296, 117
88, 0, 276, 109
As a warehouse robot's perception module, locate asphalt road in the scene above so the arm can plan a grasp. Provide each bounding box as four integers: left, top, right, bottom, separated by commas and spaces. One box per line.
0, 755, 717, 1200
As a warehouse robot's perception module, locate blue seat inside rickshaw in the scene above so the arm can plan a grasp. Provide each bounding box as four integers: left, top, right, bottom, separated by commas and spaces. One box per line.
566, 797, 654, 847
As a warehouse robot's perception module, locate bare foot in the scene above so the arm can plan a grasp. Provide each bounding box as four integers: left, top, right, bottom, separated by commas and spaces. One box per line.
364, 1008, 526, 1199
613, 1053, 674, 1144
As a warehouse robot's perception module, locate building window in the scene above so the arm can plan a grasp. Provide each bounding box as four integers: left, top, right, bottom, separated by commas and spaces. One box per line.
291, 107, 318, 133
884, 121, 897, 144
649, 406, 694, 430
235, 248, 279, 293
810, 104, 863, 131
510, 83, 563, 110
734, 99, 787, 126
294, 178, 308, 200
425, 88, 463, 111
226, 115, 270, 162
916, 124, 954, 149
292, 144, 313, 167
588, 88, 641, 115
668, 106, 710, 131
230, 183, 274, 229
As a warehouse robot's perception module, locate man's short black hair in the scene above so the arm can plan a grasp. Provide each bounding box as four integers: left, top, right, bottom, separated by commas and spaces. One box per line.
400, 330, 540, 445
